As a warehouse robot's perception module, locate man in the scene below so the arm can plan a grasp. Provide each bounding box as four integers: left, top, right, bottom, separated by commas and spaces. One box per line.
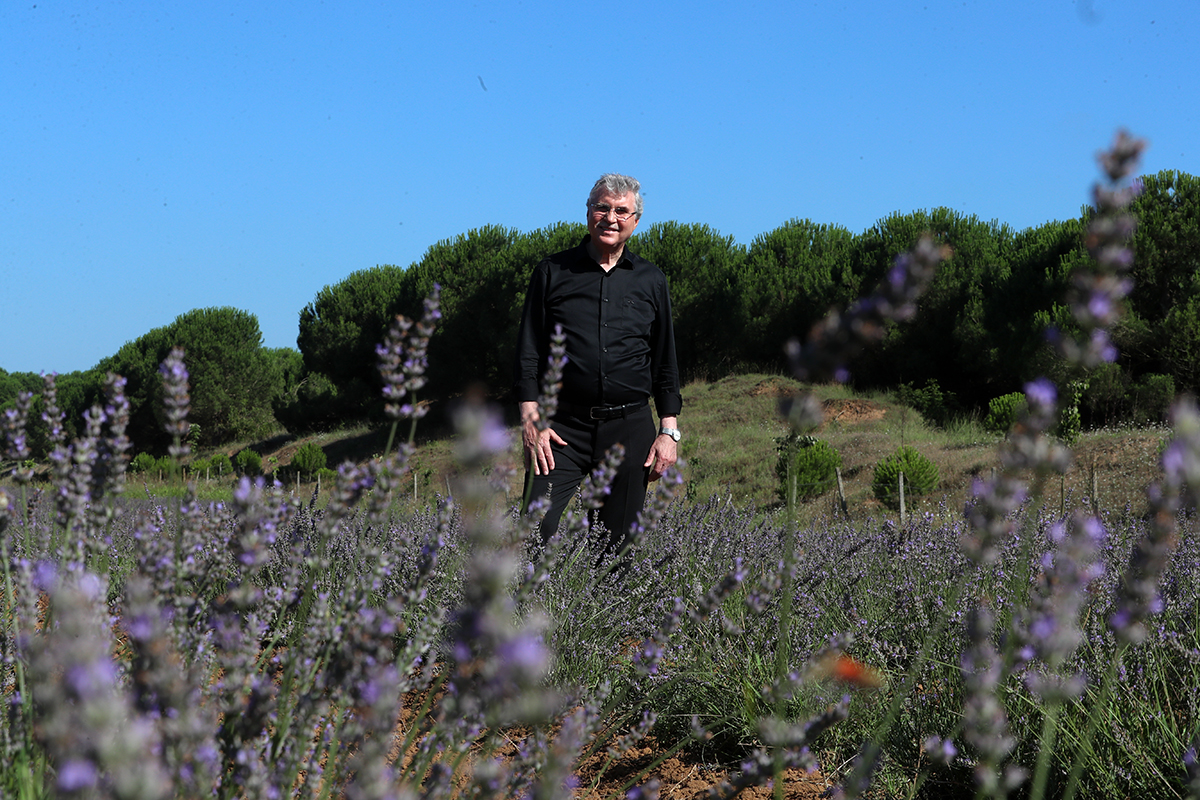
514, 173, 682, 554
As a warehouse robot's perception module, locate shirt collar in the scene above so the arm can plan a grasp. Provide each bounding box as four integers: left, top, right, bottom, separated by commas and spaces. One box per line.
580, 234, 637, 270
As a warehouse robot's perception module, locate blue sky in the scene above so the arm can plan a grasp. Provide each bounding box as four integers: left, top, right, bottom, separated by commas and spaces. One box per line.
3, 0, 1196, 375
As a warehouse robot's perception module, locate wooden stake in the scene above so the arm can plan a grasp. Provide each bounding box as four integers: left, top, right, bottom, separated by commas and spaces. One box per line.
835, 467, 848, 516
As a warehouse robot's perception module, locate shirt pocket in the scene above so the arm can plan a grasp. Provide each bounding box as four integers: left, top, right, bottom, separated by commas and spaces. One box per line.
619, 296, 655, 336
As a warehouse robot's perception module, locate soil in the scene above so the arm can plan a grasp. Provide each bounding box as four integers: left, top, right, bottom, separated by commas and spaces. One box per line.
820, 398, 888, 426
573, 742, 829, 799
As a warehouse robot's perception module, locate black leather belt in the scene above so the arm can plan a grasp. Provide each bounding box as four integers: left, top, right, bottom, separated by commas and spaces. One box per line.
558, 399, 648, 421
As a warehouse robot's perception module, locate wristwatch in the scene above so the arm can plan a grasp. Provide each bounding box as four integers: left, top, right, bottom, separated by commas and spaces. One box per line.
658, 427, 681, 442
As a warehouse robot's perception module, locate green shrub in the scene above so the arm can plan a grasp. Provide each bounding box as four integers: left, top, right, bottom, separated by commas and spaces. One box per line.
774, 434, 842, 503
896, 379, 958, 427
315, 467, 339, 483
292, 441, 327, 478
189, 456, 211, 476
872, 445, 939, 510
234, 448, 262, 476
209, 452, 233, 476
129, 452, 156, 474
984, 392, 1027, 436
1055, 379, 1087, 445
1132, 373, 1175, 425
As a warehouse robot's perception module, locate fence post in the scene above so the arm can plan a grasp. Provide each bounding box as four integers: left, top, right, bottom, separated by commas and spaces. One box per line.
835, 467, 848, 516
899, 471, 907, 529
1090, 456, 1098, 509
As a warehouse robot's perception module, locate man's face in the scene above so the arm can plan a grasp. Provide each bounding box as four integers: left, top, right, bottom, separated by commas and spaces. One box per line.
587, 190, 640, 252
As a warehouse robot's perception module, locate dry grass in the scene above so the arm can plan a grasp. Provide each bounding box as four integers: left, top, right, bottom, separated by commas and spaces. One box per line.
167, 374, 1169, 525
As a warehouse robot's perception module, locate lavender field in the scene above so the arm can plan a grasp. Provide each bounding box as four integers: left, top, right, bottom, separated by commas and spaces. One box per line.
4, 132, 1200, 799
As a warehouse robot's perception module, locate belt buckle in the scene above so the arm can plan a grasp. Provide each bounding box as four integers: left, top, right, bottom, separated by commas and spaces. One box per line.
589, 405, 607, 420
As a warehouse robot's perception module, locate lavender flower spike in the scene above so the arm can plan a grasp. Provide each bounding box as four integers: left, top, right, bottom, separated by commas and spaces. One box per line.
3, 390, 34, 484
377, 284, 441, 420
159, 347, 191, 458
1110, 394, 1195, 644
1056, 130, 1146, 368
535, 324, 568, 432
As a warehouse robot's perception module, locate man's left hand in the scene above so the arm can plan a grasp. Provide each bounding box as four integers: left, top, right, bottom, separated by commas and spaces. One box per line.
644, 434, 678, 481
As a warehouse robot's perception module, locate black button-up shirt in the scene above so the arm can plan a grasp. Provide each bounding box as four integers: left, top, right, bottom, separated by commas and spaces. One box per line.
514, 236, 682, 418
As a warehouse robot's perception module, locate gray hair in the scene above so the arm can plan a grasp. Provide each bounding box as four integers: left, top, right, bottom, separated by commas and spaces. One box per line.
587, 173, 643, 219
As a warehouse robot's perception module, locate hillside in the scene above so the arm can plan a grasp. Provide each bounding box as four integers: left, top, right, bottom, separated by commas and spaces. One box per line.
199, 373, 1169, 524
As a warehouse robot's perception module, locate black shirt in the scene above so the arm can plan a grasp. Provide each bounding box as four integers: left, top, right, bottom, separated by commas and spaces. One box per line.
514, 236, 682, 418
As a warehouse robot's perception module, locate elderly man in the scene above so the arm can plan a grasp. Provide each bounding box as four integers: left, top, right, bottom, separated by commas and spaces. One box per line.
514, 173, 682, 554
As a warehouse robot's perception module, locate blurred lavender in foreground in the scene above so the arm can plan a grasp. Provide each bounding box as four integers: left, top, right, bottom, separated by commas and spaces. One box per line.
1110, 395, 1195, 644
159, 347, 191, 459
534, 324, 568, 433
378, 283, 441, 421
1053, 130, 1146, 368
2, 391, 33, 485
28, 568, 171, 800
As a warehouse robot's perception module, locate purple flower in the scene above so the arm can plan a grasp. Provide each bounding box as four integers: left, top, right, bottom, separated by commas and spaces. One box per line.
923, 736, 957, 766
1055, 130, 1145, 368
1023, 378, 1056, 414
56, 759, 99, 792
377, 285, 441, 420
159, 347, 191, 458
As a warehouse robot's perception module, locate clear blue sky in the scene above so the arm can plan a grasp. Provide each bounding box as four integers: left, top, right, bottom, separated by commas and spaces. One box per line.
3, 0, 1196, 375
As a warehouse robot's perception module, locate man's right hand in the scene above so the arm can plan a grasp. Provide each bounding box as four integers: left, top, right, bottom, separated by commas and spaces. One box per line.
521, 402, 567, 475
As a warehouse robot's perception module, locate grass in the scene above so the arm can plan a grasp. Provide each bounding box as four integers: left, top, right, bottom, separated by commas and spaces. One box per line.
121, 372, 1168, 530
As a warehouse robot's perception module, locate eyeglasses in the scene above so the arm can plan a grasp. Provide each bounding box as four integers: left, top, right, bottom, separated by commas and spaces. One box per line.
589, 202, 638, 222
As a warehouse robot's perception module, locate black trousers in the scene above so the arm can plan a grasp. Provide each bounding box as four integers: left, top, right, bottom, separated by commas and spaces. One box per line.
525, 403, 657, 554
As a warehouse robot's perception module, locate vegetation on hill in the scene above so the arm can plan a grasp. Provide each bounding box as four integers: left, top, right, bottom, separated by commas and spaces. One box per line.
3, 171, 1197, 456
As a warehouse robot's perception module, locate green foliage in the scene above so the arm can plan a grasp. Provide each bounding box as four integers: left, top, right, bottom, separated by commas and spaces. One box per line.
294, 222, 586, 426
297, 264, 410, 399
984, 392, 1028, 436
631, 221, 748, 379
274, 371, 344, 433
1055, 380, 1087, 445
872, 445, 939, 510
896, 379, 958, 427
189, 456, 211, 475
234, 448, 262, 476
129, 452, 156, 474
1133, 374, 1176, 425
742, 219, 858, 371
1129, 170, 1200, 323
0, 368, 42, 408
96, 307, 280, 451
292, 442, 327, 478
1158, 296, 1200, 395
1082, 365, 1176, 428
165, 308, 279, 444
852, 209, 1023, 406
209, 453, 233, 477
774, 434, 842, 503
